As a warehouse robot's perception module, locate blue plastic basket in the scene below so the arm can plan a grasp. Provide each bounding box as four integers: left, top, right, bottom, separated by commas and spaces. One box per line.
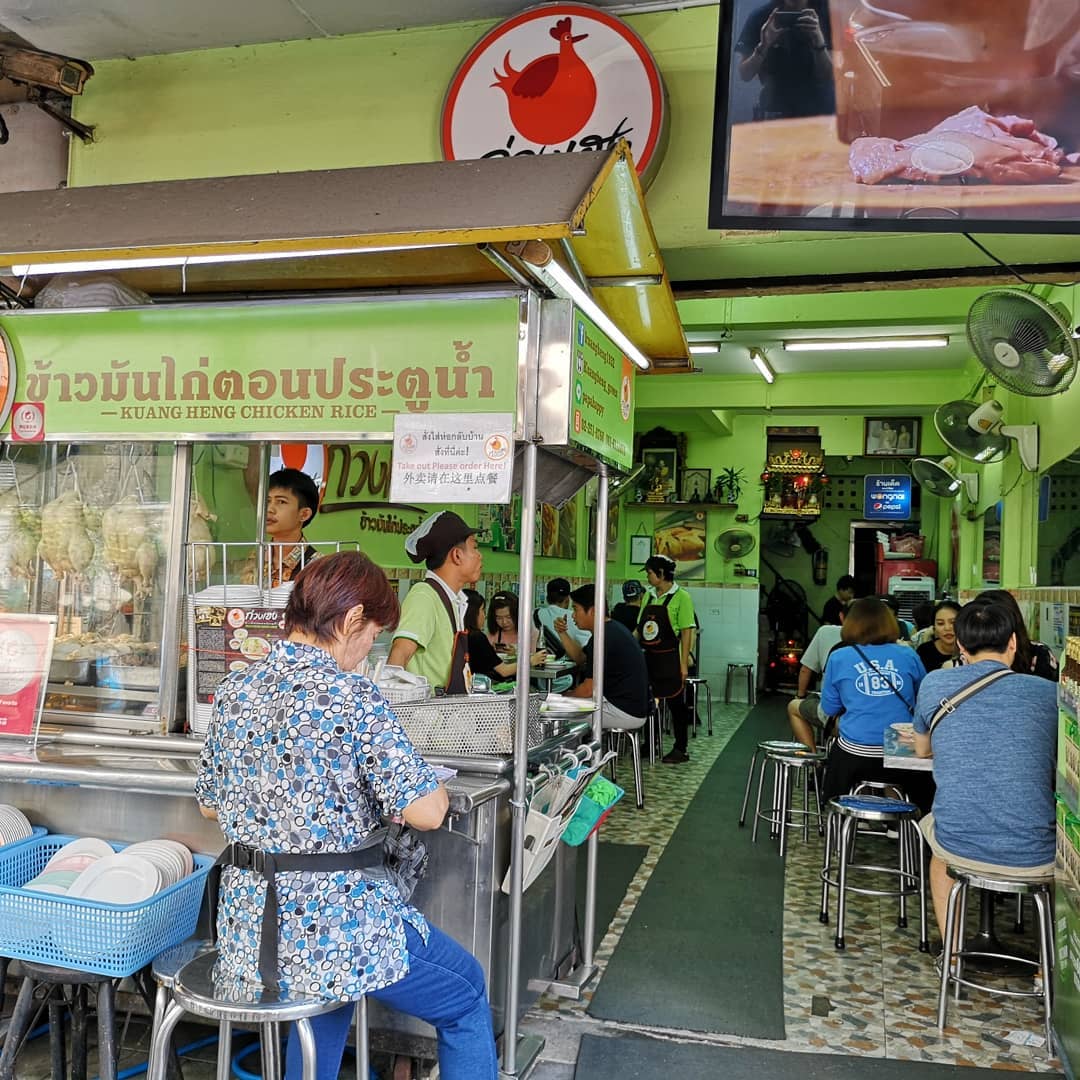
0, 834, 212, 977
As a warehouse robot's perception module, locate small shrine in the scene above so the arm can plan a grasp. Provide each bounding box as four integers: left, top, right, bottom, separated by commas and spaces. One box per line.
760, 429, 827, 519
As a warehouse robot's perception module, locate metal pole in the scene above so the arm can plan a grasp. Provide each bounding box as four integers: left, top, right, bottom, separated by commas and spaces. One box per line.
583, 467, 610, 970
501, 438, 539, 1078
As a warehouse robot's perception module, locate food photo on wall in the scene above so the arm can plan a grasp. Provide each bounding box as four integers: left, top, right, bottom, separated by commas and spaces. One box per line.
653, 509, 706, 580
708, 0, 1080, 230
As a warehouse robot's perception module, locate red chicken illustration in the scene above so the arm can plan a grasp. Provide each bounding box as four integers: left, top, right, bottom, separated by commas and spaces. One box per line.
491, 17, 598, 146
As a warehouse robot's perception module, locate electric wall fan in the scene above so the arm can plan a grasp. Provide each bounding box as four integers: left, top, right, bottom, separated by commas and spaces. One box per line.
715, 528, 756, 560
912, 456, 978, 501
967, 289, 1077, 397
934, 399, 1039, 470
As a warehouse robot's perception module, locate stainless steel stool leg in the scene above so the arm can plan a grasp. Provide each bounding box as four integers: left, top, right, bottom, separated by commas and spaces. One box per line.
216, 1021, 233, 1080
835, 814, 855, 949
294, 1018, 317, 1080
629, 730, 644, 809
819, 809, 834, 924
751, 753, 769, 843
739, 747, 761, 826
355, 998, 370, 1080
778, 761, 791, 857
1034, 890, 1054, 1052
262, 1021, 282, 1080
746, 665, 756, 706
705, 682, 713, 735
938, 878, 965, 1025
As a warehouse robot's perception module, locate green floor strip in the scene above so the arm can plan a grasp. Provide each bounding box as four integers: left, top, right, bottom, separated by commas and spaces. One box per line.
587, 698, 792, 1039
574, 1033, 1059, 1078
576, 842, 649, 951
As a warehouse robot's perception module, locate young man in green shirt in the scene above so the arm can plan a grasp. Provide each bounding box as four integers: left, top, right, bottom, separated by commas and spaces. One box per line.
389, 511, 483, 691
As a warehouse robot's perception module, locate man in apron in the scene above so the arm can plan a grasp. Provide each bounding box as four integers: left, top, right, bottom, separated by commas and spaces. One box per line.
638, 555, 697, 763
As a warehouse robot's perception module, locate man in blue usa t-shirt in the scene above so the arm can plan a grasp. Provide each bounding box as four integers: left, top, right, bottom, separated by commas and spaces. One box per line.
913, 602, 1056, 944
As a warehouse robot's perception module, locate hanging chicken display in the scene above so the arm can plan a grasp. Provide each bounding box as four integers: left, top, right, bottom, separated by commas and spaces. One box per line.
491, 17, 597, 146
102, 495, 158, 597
38, 490, 96, 578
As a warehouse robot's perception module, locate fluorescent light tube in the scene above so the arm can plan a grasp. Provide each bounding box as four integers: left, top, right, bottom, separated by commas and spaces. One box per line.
689, 344, 721, 355
783, 336, 949, 352
9, 242, 454, 277
532, 259, 652, 371
749, 347, 775, 384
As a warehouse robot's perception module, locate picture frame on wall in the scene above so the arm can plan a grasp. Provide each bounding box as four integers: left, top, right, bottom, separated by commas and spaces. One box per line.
630, 533, 653, 565
640, 447, 678, 500
681, 468, 711, 503
864, 417, 920, 457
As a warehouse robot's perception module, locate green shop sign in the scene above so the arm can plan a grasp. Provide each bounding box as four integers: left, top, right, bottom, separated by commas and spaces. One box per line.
0, 297, 521, 439
570, 310, 634, 471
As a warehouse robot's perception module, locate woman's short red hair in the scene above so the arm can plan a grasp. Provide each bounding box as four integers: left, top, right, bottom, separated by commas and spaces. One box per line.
285, 551, 399, 642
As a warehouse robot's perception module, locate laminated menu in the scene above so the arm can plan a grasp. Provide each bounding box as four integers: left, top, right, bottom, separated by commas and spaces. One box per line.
192, 606, 286, 704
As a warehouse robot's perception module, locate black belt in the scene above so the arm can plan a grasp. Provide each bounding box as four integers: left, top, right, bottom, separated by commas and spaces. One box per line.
208, 828, 389, 990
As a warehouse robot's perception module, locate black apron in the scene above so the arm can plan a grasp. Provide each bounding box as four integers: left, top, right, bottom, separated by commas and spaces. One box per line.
420, 579, 471, 693
639, 591, 683, 699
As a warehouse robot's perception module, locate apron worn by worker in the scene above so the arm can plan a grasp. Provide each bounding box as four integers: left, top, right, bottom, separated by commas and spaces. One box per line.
207, 823, 428, 990
419, 579, 471, 694
639, 592, 683, 699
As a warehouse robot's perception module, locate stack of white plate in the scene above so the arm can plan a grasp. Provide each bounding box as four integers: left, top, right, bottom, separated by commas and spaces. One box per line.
0, 805, 34, 847
121, 840, 194, 888
24, 837, 114, 896
264, 581, 294, 608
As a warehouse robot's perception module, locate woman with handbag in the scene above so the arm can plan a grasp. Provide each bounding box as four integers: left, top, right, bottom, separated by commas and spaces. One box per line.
820, 596, 933, 811
195, 552, 498, 1080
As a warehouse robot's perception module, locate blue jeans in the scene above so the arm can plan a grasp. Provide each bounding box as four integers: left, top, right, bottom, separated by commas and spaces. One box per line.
284, 924, 498, 1080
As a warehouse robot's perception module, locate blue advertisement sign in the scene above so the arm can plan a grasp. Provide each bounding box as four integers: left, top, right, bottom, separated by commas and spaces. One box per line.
864, 475, 912, 520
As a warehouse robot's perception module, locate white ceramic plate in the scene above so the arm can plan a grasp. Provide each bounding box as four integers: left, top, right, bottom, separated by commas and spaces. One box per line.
44, 837, 114, 872
890, 722, 915, 734
68, 853, 161, 904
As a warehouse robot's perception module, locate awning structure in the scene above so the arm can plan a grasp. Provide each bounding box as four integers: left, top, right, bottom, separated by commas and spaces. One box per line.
0, 143, 690, 371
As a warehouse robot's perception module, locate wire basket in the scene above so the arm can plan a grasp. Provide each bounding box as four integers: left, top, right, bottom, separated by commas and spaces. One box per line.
0, 835, 213, 977
392, 694, 548, 754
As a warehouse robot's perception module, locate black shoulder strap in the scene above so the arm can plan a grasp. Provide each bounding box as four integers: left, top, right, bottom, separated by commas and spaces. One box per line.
422, 578, 458, 630
850, 642, 913, 715
929, 667, 1014, 733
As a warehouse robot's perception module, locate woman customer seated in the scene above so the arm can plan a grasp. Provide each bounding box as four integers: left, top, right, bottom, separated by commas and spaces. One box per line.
486, 591, 535, 656
196, 552, 498, 1080
916, 601, 961, 673
465, 589, 546, 682
820, 596, 934, 811
973, 588, 1059, 681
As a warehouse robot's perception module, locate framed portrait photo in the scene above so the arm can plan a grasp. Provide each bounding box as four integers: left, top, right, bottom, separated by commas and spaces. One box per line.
681, 468, 711, 503
864, 417, 920, 457
640, 447, 678, 500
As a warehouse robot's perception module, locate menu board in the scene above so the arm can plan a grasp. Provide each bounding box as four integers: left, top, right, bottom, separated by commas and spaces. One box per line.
0, 613, 56, 743
193, 606, 286, 704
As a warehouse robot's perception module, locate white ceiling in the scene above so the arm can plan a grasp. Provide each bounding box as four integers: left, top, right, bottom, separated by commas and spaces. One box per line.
0, 0, 671, 59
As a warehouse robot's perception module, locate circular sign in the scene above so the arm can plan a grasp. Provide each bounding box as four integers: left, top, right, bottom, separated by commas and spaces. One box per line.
10, 402, 43, 442
442, 3, 669, 186
269, 444, 327, 501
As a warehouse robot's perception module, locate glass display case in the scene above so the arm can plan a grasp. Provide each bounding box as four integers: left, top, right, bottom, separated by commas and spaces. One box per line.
0, 443, 182, 730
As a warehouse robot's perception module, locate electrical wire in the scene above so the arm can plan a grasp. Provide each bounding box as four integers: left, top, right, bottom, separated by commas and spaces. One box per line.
964, 233, 1079, 289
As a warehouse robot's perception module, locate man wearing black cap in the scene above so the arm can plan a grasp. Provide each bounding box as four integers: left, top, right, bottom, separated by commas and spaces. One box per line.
388, 511, 482, 691
535, 577, 590, 659
639, 554, 697, 764
611, 580, 645, 634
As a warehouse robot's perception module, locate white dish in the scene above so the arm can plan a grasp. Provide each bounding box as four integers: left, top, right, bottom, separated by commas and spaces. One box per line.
890, 722, 915, 734
44, 837, 114, 872
68, 853, 161, 904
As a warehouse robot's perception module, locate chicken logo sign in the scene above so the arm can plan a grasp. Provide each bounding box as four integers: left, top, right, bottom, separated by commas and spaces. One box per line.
442, 4, 669, 186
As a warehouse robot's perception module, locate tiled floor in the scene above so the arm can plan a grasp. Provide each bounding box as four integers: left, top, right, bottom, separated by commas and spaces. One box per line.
2, 701, 1063, 1078
519, 698, 1064, 1076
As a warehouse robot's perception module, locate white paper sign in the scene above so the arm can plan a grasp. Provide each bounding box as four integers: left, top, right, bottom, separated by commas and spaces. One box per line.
390, 413, 514, 504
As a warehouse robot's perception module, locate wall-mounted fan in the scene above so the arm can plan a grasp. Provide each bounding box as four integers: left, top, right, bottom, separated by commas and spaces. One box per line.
912, 456, 978, 501
934, 398, 1039, 471
715, 528, 756, 560
967, 289, 1077, 396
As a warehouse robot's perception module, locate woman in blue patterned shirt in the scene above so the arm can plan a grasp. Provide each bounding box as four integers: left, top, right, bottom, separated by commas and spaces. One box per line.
195, 552, 497, 1080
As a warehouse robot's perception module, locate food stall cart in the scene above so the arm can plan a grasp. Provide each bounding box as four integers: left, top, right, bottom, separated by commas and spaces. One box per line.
0, 144, 688, 1076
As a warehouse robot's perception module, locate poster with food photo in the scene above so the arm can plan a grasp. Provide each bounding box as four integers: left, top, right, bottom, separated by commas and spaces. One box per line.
709, 0, 1080, 229
653, 509, 707, 580
539, 498, 579, 560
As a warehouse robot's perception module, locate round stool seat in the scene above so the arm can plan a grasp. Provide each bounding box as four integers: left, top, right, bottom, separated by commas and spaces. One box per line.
947, 867, 1053, 894
758, 739, 812, 753
832, 794, 918, 820
16, 960, 112, 985
173, 951, 338, 1024
151, 939, 214, 991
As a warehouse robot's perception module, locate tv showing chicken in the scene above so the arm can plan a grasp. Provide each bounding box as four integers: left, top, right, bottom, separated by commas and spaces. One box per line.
708, 0, 1080, 231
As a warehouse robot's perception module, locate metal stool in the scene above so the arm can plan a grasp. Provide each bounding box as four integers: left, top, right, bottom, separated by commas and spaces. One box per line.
738, 739, 813, 827
605, 726, 645, 809
148, 950, 368, 1080
819, 794, 928, 952
725, 663, 755, 705
685, 677, 713, 737
748, 744, 826, 856
150, 939, 215, 1072
937, 869, 1054, 1053
0, 960, 118, 1080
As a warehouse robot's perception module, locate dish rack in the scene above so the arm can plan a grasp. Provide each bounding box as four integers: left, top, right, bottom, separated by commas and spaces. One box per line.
0, 835, 213, 977
392, 694, 547, 755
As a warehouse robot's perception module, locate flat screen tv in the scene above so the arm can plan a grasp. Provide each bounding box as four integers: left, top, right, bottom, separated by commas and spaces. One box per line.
708, 0, 1080, 232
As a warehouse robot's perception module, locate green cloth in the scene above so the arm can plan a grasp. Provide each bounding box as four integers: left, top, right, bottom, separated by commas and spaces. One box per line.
392, 579, 456, 690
